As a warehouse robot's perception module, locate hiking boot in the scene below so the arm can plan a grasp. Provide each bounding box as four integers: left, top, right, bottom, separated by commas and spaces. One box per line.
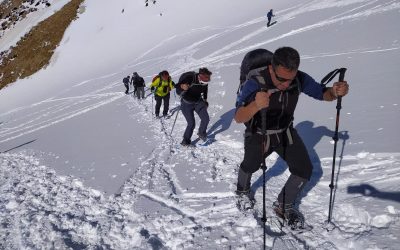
273, 201, 304, 229
197, 133, 207, 142
236, 190, 254, 211
180, 139, 192, 147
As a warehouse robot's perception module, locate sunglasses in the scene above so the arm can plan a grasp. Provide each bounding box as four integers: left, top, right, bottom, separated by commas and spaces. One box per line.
272, 66, 293, 83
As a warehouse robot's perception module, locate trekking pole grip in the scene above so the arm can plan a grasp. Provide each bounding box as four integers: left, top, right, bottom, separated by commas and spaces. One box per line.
338, 68, 346, 82
336, 68, 347, 108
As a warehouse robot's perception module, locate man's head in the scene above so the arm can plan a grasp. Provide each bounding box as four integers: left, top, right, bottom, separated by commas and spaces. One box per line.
160, 70, 170, 81
198, 67, 212, 83
269, 47, 300, 90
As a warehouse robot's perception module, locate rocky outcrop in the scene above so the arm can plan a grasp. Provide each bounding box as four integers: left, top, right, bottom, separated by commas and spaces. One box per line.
0, 0, 52, 36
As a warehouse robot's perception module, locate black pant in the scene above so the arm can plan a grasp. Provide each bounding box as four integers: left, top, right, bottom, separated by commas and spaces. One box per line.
180, 100, 209, 142
240, 128, 313, 180
154, 93, 170, 116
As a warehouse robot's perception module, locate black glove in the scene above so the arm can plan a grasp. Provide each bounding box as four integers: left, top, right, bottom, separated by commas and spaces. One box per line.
204, 101, 209, 107
151, 87, 155, 91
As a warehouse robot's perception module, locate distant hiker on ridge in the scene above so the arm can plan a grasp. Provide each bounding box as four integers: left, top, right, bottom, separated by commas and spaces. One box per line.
123, 75, 130, 94
176, 68, 212, 146
267, 9, 275, 27
145, 0, 156, 6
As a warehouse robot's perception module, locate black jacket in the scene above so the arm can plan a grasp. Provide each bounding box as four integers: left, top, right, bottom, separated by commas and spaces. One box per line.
176, 72, 208, 103
132, 76, 145, 87
243, 68, 303, 132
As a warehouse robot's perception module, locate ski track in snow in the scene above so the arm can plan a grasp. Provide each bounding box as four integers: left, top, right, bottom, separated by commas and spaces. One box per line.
3, 94, 398, 249
155, 0, 400, 74
1, 0, 400, 249
2, 109, 399, 249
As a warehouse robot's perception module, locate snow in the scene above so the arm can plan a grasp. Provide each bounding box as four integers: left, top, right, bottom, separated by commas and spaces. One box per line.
1, 0, 400, 249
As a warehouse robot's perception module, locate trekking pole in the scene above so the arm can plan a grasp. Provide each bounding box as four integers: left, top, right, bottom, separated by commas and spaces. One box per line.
170, 106, 180, 136
151, 91, 154, 117
260, 89, 268, 250
327, 68, 347, 223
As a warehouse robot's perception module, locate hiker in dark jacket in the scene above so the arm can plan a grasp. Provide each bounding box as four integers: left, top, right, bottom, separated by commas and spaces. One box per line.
123, 75, 130, 94
176, 68, 212, 146
132, 72, 145, 99
267, 9, 275, 27
235, 47, 349, 224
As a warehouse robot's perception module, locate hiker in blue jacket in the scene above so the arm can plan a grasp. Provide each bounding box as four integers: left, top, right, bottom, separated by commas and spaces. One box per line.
267, 9, 275, 27
235, 47, 349, 225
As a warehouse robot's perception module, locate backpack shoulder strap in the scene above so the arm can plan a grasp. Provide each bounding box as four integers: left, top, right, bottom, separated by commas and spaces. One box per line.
157, 74, 164, 88
237, 66, 271, 95
249, 67, 278, 93
247, 66, 269, 85
294, 73, 302, 94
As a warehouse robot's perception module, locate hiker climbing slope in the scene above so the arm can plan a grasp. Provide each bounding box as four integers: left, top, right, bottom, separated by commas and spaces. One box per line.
235, 47, 349, 228
267, 9, 275, 27
175, 68, 212, 146
150, 70, 175, 117
132, 72, 145, 99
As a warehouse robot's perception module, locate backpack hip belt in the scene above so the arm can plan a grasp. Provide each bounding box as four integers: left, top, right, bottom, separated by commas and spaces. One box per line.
181, 97, 204, 105
244, 122, 294, 153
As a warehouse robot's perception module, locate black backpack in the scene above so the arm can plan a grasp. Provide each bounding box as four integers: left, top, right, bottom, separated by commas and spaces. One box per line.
137, 77, 145, 87
176, 71, 196, 96
178, 71, 196, 84
123, 76, 129, 84
238, 48, 304, 96
133, 76, 145, 87
238, 49, 273, 94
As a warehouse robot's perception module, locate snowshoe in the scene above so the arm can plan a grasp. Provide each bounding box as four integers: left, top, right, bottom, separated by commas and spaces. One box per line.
236, 191, 255, 211
273, 201, 306, 230
197, 133, 207, 142
180, 139, 193, 147
196, 133, 213, 146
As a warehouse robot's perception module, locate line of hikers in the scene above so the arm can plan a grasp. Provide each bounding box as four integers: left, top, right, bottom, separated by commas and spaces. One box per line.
122, 47, 349, 228
122, 67, 212, 146
123, 72, 145, 98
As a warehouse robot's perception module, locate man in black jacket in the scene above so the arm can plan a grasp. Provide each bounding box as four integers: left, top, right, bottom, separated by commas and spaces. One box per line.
131, 72, 145, 99
176, 68, 212, 146
123, 75, 130, 94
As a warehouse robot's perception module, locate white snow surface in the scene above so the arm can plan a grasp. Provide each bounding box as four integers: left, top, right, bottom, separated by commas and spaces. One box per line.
1, 0, 400, 249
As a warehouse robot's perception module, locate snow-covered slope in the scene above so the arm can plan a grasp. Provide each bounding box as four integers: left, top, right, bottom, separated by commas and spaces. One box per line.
1, 0, 399, 249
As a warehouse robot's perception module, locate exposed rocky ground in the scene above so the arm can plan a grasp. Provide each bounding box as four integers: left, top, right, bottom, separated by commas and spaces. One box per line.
0, 0, 52, 37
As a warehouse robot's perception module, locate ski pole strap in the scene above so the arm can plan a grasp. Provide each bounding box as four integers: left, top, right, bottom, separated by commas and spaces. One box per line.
321, 68, 347, 86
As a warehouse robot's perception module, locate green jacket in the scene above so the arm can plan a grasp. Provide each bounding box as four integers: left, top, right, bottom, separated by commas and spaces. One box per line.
150, 77, 175, 97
